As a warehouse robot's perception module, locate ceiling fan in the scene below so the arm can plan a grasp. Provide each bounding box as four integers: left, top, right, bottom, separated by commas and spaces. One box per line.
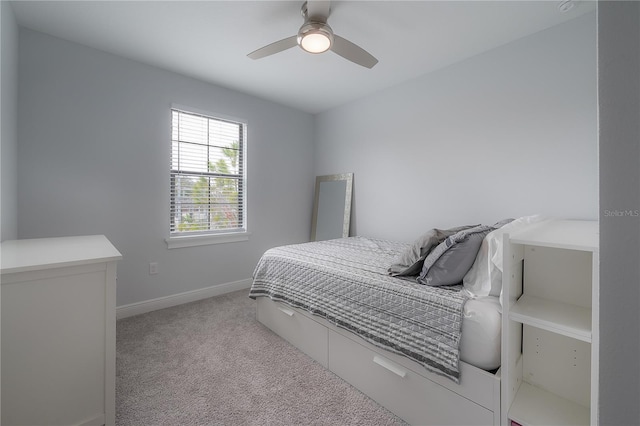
247, 0, 378, 69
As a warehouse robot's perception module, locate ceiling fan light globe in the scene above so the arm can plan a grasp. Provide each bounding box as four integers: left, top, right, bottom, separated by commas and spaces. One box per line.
300, 32, 331, 53
297, 21, 334, 54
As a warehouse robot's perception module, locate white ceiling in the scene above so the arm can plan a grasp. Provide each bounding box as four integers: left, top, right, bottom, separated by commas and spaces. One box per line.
11, 0, 595, 114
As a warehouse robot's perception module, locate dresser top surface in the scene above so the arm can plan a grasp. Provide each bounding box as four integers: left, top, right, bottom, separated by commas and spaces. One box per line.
1, 235, 122, 275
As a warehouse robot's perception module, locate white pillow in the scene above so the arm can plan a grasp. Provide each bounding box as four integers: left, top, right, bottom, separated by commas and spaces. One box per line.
462, 215, 546, 302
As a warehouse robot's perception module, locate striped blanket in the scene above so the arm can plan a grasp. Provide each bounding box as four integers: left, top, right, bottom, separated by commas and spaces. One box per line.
249, 237, 467, 382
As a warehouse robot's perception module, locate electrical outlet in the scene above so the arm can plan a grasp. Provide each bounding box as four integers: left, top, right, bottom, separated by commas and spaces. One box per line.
149, 262, 158, 275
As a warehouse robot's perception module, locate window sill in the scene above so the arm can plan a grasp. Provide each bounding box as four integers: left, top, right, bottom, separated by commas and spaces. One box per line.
165, 232, 251, 249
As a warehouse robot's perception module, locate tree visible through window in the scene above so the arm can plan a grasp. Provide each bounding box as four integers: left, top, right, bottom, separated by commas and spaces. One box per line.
170, 108, 246, 236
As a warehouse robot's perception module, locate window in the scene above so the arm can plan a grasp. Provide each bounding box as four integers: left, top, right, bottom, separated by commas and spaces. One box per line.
169, 108, 247, 246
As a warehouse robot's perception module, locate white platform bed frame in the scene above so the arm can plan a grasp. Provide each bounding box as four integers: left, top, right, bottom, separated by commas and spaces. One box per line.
256, 296, 501, 425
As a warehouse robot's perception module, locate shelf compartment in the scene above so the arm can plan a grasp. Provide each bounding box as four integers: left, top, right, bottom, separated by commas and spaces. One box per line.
509, 294, 591, 342
509, 382, 589, 426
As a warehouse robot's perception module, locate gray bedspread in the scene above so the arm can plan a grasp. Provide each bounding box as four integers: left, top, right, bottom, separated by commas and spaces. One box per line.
248, 236, 467, 383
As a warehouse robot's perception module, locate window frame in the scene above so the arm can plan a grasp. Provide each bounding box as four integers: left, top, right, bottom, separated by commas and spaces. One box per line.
166, 105, 249, 249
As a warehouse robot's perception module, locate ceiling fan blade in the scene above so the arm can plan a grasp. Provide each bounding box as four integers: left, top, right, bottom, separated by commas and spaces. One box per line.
331, 35, 378, 69
247, 36, 298, 60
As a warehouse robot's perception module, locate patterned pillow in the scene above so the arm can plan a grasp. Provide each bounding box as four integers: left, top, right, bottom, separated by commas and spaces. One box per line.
417, 225, 495, 286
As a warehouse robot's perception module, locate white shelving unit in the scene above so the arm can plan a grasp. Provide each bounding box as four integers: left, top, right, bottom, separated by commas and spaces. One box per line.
501, 220, 598, 426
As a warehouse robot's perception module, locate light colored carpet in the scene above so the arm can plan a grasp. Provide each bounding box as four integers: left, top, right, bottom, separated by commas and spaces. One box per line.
116, 289, 406, 425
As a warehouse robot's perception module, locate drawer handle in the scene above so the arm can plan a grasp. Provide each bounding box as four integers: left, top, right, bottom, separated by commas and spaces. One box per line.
373, 356, 407, 378
278, 306, 295, 317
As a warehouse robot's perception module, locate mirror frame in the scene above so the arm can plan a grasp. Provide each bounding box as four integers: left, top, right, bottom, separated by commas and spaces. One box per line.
310, 173, 353, 241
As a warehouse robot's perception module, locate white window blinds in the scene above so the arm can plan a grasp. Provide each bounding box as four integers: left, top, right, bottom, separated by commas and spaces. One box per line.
170, 108, 246, 236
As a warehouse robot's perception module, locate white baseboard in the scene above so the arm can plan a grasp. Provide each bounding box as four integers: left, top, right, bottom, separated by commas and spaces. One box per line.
116, 278, 252, 319
76, 414, 105, 426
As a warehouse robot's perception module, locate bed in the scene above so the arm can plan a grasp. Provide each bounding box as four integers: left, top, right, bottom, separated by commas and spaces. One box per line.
247, 222, 523, 425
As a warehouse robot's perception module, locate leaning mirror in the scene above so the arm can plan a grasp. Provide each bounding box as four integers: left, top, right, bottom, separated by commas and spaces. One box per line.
311, 173, 353, 241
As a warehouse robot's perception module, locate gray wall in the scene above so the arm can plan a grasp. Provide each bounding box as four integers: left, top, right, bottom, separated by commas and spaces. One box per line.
598, 2, 640, 424
1, 1, 18, 241
17, 29, 315, 307
315, 13, 597, 242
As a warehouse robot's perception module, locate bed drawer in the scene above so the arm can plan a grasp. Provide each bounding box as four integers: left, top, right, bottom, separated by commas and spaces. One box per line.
328, 331, 494, 425
256, 298, 328, 367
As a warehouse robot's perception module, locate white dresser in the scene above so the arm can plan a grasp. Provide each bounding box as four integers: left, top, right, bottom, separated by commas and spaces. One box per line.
1, 235, 122, 426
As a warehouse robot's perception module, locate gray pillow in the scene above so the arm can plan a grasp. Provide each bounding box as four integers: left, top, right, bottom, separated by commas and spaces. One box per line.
388, 225, 478, 277
417, 225, 495, 286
